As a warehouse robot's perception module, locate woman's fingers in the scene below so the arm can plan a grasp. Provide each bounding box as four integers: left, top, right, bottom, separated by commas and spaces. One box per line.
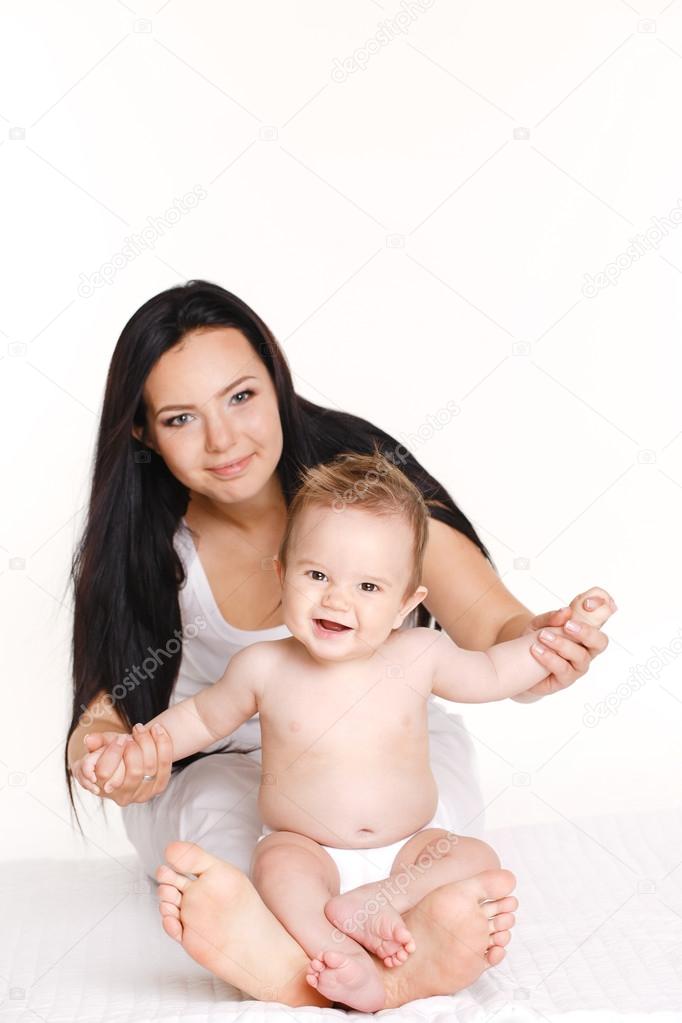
93, 723, 172, 804
93, 734, 131, 787
565, 620, 610, 655
149, 725, 173, 797
83, 730, 127, 752
75, 727, 171, 803
524, 588, 615, 698
534, 630, 591, 675
528, 607, 572, 631
529, 641, 582, 690
130, 724, 159, 783
119, 737, 146, 793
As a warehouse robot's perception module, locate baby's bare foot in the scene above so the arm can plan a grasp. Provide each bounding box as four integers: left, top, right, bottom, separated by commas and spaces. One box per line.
325, 887, 415, 968
306, 948, 385, 1012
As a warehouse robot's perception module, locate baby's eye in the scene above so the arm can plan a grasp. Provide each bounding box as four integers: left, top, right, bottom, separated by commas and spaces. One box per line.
360, 582, 379, 592
308, 570, 327, 582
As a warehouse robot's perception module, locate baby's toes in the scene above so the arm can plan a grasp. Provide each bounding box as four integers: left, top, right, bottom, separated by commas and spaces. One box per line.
377, 927, 415, 962
384, 947, 410, 967
395, 924, 415, 952
307, 956, 324, 986
375, 918, 414, 956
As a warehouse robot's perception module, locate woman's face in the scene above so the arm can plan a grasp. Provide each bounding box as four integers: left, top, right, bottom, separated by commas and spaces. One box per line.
134, 326, 284, 505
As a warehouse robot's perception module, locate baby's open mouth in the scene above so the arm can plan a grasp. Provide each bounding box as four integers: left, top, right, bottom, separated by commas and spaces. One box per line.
314, 618, 352, 633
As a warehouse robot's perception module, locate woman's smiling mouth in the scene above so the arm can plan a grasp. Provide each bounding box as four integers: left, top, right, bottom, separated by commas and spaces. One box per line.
208, 454, 253, 477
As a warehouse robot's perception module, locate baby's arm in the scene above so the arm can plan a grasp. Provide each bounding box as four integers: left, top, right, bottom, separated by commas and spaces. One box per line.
80, 644, 266, 789
146, 643, 265, 760
429, 599, 613, 704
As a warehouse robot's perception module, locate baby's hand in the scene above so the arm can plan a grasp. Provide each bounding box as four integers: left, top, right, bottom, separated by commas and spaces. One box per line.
81, 724, 174, 803
81, 742, 129, 793
520, 585, 616, 699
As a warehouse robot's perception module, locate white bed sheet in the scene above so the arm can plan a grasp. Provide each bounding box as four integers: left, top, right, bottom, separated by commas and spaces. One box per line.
2, 806, 681, 1022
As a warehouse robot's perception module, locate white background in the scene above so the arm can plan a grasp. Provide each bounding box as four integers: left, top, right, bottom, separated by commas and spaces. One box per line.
1, 0, 681, 862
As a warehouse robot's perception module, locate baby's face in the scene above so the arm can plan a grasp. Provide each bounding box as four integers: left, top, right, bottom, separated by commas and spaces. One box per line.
276, 503, 428, 665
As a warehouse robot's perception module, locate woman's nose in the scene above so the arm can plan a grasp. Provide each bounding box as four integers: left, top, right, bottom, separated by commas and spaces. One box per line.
204, 410, 234, 452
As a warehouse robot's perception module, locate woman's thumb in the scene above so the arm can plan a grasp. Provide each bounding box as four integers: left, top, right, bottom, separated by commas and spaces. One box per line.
530, 607, 571, 629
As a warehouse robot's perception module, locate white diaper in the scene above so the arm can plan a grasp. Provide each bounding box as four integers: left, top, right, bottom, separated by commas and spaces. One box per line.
257, 796, 454, 895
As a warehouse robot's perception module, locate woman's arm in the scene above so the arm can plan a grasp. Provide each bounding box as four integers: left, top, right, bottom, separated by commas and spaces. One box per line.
421, 517, 613, 703
420, 518, 535, 650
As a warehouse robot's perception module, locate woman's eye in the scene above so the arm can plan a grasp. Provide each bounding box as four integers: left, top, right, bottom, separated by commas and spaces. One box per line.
165, 413, 195, 428
163, 390, 254, 428
360, 582, 379, 592
231, 389, 253, 404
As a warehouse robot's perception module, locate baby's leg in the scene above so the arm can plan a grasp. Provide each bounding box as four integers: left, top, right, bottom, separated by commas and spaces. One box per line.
326, 832, 500, 967
250, 831, 385, 1012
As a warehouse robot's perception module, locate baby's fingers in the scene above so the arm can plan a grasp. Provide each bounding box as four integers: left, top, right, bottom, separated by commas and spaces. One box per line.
93, 734, 132, 787
83, 748, 104, 782
102, 758, 127, 794
72, 761, 102, 796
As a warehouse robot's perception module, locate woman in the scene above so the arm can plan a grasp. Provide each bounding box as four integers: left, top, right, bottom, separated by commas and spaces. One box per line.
66, 280, 612, 1009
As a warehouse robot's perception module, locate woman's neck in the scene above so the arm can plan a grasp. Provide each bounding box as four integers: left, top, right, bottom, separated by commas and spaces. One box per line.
186, 473, 287, 539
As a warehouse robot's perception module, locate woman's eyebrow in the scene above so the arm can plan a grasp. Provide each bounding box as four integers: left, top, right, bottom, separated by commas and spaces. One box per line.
154, 375, 258, 416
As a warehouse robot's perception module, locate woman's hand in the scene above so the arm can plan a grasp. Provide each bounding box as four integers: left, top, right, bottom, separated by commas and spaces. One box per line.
71, 724, 173, 805
518, 586, 617, 699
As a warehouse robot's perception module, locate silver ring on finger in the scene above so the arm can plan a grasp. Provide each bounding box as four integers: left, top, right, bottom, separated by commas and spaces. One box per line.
142, 774, 157, 781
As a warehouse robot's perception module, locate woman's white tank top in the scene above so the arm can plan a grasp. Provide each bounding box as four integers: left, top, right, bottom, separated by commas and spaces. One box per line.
170, 517, 291, 752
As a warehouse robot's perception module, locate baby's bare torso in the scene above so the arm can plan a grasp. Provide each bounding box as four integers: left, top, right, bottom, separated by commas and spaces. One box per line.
256, 629, 439, 848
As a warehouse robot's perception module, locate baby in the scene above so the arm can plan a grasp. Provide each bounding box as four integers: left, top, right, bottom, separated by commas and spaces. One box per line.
80, 452, 613, 1011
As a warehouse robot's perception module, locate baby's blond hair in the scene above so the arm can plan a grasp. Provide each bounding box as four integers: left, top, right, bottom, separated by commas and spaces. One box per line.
278, 447, 431, 600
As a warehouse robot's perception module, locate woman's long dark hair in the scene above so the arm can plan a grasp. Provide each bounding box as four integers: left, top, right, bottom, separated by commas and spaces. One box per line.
66, 279, 495, 821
